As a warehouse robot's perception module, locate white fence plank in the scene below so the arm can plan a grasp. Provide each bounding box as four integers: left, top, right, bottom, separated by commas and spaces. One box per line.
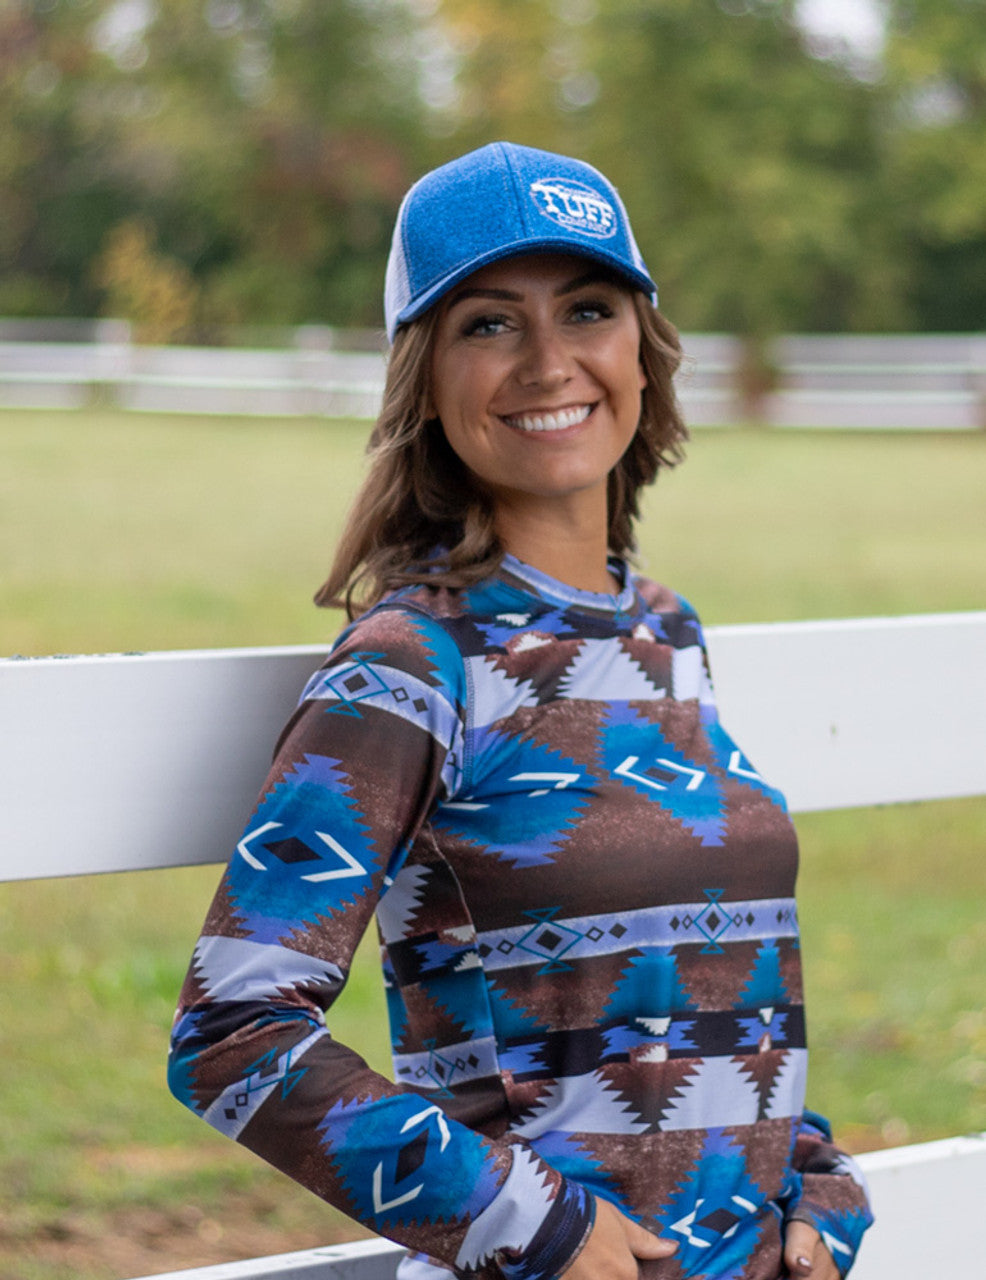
3, 613, 986, 882
125, 1236, 405, 1280
851, 1132, 986, 1277
705, 612, 986, 811
2, 331, 985, 426
0, 645, 325, 881
119, 1133, 986, 1280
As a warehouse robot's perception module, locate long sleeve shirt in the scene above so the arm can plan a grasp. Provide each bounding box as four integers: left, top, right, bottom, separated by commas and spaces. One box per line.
169, 555, 873, 1279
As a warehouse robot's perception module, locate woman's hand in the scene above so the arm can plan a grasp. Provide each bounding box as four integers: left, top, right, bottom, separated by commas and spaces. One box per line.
561, 1197, 677, 1279
784, 1220, 839, 1280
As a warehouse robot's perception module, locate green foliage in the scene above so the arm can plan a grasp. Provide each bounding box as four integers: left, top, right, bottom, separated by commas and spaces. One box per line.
1, 1, 985, 331
882, 0, 986, 330
94, 218, 199, 342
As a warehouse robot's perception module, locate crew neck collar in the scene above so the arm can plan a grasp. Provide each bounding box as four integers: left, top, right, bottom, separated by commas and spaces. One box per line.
499, 553, 637, 614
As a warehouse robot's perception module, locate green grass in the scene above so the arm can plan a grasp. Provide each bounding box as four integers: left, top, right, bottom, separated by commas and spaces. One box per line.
2, 409, 985, 1276
2, 411, 985, 657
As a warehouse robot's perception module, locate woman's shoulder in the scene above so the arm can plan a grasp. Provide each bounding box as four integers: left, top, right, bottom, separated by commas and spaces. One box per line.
325, 587, 472, 690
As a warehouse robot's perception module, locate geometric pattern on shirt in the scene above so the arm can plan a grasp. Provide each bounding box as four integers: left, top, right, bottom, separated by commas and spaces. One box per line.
168, 557, 873, 1280
476, 896, 799, 973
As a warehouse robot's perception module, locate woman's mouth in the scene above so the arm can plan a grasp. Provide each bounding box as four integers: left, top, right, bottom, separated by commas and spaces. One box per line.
500, 404, 594, 433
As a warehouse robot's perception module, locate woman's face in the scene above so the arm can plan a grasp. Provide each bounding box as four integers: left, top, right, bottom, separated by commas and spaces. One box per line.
428, 253, 645, 525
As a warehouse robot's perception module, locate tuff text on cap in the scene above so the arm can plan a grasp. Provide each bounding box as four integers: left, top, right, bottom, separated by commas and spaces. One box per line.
529, 177, 617, 240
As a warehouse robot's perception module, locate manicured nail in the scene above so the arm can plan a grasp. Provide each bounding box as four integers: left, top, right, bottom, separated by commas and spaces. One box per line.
797, 1257, 812, 1271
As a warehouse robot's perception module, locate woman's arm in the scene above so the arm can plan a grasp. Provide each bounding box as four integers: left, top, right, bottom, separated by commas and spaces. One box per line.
168, 607, 594, 1280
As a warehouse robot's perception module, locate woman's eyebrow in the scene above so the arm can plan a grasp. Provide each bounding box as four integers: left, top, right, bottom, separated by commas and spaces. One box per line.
556, 269, 617, 295
445, 270, 618, 312
445, 286, 522, 311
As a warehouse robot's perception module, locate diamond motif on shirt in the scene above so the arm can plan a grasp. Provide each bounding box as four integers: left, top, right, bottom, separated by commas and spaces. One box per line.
325, 657, 388, 714
516, 908, 582, 971
395, 1130, 429, 1184
696, 889, 731, 953
264, 836, 321, 865
699, 1207, 741, 1233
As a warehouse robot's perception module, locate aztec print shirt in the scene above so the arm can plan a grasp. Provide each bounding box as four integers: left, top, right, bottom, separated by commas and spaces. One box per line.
169, 556, 873, 1280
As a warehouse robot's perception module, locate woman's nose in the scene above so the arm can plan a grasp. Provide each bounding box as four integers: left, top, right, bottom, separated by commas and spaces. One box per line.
516, 324, 574, 388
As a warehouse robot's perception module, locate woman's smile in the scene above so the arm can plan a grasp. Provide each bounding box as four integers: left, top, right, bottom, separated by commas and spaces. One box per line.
499, 403, 595, 433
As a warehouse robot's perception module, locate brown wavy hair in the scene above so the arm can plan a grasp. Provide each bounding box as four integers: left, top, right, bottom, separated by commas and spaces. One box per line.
315, 292, 688, 619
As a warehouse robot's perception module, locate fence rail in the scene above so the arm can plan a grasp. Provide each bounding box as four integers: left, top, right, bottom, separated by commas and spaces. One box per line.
1, 326, 984, 427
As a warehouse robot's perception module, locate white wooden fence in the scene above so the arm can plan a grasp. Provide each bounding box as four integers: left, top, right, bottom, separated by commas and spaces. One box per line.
3, 612, 985, 1277
1, 328, 985, 428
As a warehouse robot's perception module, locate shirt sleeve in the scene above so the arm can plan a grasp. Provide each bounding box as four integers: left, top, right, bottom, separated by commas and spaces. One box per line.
785, 1110, 874, 1274
167, 603, 595, 1280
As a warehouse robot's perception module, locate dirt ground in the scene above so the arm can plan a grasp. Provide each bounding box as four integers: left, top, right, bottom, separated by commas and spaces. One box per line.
0, 1190, 373, 1280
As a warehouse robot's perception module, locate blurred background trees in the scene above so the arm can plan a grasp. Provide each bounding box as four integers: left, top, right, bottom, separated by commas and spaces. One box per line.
1, 0, 984, 338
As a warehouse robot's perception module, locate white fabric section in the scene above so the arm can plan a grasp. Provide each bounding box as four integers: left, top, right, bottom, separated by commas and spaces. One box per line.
501, 554, 636, 613
383, 199, 411, 341
465, 656, 538, 729
306, 662, 460, 747
391, 1034, 500, 1091
671, 645, 715, 706
454, 1143, 556, 1270
764, 1048, 809, 1121
512, 1070, 650, 1138
202, 1024, 326, 1140
556, 638, 665, 702
193, 935, 342, 1005
376, 863, 431, 944
478, 897, 799, 972
659, 1056, 763, 1131
396, 1255, 454, 1280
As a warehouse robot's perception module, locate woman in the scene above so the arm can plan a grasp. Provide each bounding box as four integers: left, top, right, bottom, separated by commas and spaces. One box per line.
169, 142, 872, 1279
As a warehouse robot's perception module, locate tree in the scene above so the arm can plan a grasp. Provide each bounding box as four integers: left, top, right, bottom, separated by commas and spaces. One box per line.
882, 0, 986, 330
432, 0, 907, 350
0, 0, 436, 330
0, 0, 140, 316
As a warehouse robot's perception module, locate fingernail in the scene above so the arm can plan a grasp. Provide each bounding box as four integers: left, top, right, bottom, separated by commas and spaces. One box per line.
797, 1258, 812, 1272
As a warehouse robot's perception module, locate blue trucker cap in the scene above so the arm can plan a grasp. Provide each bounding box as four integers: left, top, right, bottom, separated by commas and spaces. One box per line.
383, 141, 657, 342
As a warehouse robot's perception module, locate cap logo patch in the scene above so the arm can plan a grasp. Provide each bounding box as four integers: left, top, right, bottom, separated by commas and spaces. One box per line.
529, 177, 617, 240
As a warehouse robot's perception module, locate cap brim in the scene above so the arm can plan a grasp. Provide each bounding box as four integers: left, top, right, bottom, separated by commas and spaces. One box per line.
392, 240, 657, 334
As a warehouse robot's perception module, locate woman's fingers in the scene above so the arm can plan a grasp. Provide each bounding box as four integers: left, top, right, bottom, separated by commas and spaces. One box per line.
624, 1212, 679, 1259
784, 1219, 840, 1280
562, 1197, 677, 1278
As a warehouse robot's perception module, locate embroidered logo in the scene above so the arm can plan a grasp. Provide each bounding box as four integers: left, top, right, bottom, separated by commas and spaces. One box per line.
529, 177, 618, 239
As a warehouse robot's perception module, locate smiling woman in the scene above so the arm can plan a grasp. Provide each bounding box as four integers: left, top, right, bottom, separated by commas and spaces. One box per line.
167, 142, 874, 1280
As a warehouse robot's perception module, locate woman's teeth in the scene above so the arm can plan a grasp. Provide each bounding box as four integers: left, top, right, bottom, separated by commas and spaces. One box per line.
503, 405, 593, 432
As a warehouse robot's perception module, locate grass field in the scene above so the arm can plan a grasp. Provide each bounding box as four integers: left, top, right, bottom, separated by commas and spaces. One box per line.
2, 409, 985, 1279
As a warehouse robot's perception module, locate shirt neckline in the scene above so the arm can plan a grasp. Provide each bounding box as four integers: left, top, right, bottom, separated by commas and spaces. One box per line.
499, 553, 637, 614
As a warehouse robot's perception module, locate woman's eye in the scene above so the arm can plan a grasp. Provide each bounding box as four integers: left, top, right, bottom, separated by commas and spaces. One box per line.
570, 298, 615, 323
462, 313, 510, 337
